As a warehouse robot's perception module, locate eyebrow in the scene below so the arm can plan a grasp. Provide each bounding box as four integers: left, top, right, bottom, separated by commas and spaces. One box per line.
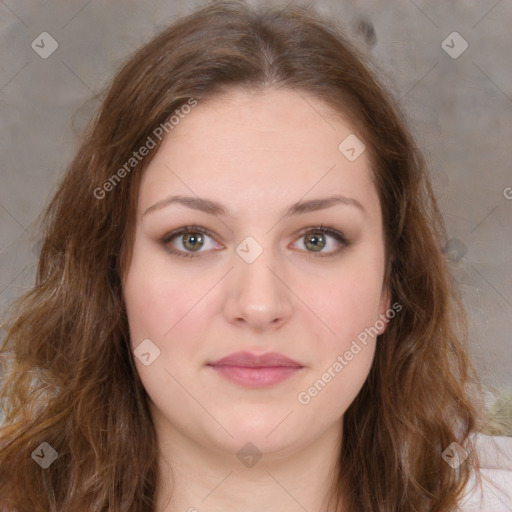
143, 194, 365, 217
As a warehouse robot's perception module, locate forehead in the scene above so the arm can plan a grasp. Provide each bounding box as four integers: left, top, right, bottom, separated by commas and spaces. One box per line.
139, 87, 379, 219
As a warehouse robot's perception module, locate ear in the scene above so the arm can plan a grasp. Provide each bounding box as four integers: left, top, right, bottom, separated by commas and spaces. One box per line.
377, 285, 392, 335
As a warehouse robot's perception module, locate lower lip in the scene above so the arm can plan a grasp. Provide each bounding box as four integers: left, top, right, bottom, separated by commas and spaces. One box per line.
208, 365, 302, 388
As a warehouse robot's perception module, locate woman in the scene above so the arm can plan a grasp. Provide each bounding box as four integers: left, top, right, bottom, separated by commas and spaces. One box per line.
0, 1, 496, 510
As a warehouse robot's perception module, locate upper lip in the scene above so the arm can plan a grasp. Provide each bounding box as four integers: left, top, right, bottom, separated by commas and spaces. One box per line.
208, 351, 303, 368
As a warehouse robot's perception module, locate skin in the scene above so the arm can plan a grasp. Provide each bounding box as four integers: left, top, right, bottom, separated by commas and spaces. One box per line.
123, 87, 390, 512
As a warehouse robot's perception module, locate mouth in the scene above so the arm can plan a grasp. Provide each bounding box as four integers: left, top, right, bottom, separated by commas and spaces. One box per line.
207, 351, 304, 388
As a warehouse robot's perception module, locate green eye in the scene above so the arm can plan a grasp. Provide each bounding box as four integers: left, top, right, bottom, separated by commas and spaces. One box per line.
293, 226, 348, 257
162, 225, 349, 259
181, 232, 204, 252
304, 232, 326, 252
162, 226, 219, 258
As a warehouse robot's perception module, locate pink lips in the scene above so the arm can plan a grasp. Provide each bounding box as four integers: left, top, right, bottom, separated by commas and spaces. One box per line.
208, 351, 303, 388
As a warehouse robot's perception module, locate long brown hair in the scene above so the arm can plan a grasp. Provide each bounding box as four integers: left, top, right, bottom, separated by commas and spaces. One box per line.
0, 1, 482, 510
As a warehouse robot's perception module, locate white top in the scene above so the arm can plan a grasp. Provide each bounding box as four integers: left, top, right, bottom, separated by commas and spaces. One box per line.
458, 434, 512, 511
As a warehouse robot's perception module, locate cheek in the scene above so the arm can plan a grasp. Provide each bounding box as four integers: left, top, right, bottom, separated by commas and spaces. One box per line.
299, 278, 379, 414
297, 341, 375, 418
309, 256, 385, 347
296, 253, 384, 408
123, 247, 209, 343
123, 256, 211, 404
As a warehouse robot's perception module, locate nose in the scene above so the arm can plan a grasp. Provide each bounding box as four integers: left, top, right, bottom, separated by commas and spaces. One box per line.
223, 246, 293, 331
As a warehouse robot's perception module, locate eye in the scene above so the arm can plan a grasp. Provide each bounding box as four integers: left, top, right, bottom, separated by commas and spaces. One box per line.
161, 224, 348, 259
162, 226, 221, 258
291, 225, 348, 257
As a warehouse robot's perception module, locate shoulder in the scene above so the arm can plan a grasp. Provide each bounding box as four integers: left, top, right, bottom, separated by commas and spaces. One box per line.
458, 434, 512, 511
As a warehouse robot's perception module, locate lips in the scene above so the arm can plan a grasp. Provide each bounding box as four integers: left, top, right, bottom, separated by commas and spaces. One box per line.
209, 351, 302, 368
208, 351, 303, 388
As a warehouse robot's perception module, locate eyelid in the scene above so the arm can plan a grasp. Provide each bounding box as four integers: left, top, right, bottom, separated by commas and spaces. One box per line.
161, 224, 349, 259
161, 225, 217, 245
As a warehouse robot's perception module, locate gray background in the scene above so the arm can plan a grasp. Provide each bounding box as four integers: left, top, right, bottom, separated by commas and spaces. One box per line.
1, 0, 511, 405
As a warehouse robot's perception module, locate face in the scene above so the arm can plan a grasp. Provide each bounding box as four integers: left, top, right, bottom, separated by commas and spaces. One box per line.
123, 87, 390, 458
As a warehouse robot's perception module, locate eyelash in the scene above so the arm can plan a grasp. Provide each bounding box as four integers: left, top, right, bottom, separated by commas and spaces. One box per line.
161, 225, 349, 260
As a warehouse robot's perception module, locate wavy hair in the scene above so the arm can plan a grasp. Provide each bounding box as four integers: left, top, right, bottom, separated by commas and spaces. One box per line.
0, 1, 482, 510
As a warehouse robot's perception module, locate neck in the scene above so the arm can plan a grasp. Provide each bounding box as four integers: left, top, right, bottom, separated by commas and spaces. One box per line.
153, 415, 344, 512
